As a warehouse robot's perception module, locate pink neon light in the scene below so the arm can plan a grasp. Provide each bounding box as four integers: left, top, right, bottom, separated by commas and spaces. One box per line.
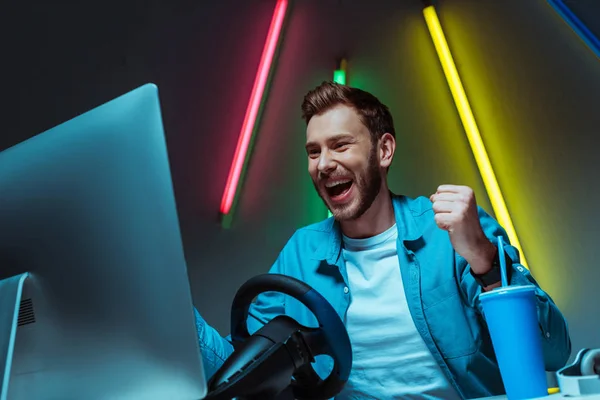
220, 0, 288, 215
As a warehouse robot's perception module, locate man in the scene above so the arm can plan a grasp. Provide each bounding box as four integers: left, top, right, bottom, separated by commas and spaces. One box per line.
195, 82, 571, 399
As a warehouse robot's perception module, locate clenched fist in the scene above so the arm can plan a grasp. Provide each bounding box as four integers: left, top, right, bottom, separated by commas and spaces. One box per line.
430, 184, 496, 274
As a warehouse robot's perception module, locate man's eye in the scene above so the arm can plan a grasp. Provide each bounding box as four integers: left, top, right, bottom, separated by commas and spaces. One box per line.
335, 142, 349, 149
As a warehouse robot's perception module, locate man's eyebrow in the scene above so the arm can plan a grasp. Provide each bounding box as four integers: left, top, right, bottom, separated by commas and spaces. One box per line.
305, 141, 317, 150
327, 134, 355, 142
305, 134, 355, 149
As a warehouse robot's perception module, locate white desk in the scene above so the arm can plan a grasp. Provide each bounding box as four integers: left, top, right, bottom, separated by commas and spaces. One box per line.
478, 394, 600, 399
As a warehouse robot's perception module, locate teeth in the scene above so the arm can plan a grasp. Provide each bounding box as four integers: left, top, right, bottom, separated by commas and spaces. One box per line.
325, 179, 352, 188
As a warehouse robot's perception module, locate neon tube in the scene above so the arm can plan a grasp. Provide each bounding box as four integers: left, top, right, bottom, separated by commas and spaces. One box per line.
333, 59, 347, 85
220, 0, 288, 216
547, 0, 600, 59
423, 5, 529, 268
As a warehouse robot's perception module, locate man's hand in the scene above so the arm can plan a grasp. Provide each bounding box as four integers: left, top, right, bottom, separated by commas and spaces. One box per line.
430, 184, 496, 275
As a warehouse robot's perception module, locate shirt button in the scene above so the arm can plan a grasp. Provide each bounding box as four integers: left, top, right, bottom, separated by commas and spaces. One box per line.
343, 286, 349, 294
517, 266, 524, 272
546, 332, 551, 338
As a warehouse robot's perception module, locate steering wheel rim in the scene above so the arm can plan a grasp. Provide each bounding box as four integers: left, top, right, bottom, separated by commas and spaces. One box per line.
230, 273, 352, 399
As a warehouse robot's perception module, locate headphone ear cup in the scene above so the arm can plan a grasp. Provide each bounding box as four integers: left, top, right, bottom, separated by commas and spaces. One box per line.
581, 349, 600, 376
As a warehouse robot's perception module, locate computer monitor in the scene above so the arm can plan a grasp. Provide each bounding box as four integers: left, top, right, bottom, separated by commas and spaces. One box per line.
0, 84, 207, 399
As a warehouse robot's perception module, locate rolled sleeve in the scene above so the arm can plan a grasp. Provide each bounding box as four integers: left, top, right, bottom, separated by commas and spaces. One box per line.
460, 207, 572, 371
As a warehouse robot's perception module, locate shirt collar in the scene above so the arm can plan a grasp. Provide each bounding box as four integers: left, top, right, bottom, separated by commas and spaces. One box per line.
320, 193, 424, 265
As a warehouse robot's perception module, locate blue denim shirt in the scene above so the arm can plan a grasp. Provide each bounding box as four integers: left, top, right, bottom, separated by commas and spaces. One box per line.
195, 194, 571, 399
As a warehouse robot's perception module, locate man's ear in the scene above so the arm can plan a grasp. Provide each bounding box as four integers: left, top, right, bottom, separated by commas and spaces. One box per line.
379, 133, 395, 169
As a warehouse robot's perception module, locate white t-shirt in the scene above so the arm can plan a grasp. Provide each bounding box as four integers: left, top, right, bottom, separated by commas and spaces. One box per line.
336, 224, 460, 399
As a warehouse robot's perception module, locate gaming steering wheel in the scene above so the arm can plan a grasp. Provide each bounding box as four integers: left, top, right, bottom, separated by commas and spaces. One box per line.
205, 274, 352, 400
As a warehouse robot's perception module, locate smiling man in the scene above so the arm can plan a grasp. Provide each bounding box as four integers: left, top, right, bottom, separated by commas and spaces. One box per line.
195, 82, 571, 399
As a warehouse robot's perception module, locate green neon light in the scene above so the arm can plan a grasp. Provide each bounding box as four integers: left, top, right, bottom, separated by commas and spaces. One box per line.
333, 69, 346, 85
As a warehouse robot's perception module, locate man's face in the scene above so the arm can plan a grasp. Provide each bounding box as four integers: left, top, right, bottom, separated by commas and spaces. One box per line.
305, 105, 382, 220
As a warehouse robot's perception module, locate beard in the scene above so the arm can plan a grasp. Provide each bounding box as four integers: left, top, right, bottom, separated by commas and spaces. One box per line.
313, 145, 382, 221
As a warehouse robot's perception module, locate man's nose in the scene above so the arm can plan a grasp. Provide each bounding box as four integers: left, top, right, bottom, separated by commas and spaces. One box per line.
317, 150, 336, 175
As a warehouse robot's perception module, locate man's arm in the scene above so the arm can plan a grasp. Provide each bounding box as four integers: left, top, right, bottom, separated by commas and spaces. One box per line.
195, 251, 288, 380
459, 206, 572, 371
194, 308, 235, 380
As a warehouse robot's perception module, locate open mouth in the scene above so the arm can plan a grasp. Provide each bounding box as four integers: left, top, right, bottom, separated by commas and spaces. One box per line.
324, 179, 353, 201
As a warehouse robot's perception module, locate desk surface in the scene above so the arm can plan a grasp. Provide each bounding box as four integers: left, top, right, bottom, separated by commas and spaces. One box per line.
478, 395, 600, 399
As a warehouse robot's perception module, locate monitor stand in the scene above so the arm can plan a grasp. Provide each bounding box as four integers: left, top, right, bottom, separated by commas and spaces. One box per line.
0, 273, 28, 400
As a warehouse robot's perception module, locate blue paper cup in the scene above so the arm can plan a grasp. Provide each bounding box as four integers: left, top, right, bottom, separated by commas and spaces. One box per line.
479, 285, 547, 399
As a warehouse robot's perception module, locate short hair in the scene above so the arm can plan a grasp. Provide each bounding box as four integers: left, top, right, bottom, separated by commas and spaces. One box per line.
301, 81, 396, 141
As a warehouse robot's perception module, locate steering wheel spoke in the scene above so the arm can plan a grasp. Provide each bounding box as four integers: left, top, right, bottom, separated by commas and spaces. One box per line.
301, 327, 328, 356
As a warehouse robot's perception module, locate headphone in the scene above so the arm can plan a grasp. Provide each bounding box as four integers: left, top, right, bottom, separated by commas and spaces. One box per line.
556, 348, 600, 396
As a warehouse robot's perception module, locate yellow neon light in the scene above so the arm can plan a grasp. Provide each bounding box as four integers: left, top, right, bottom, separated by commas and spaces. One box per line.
422, 5, 528, 268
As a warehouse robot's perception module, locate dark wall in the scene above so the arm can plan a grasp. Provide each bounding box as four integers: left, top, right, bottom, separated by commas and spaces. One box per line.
1, 0, 599, 365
